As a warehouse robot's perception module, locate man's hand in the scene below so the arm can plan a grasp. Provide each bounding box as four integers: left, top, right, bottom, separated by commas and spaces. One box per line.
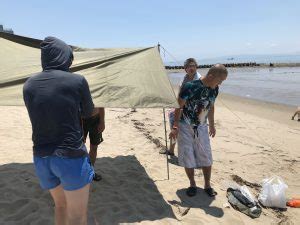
98, 121, 105, 133
209, 124, 216, 137
169, 128, 178, 140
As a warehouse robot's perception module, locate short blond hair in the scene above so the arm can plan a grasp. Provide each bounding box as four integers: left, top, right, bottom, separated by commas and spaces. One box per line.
208, 64, 228, 77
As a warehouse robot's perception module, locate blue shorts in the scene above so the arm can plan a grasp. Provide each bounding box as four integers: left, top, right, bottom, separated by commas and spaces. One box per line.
33, 155, 94, 191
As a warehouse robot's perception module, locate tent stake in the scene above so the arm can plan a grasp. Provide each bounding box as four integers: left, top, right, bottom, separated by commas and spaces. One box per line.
163, 108, 170, 180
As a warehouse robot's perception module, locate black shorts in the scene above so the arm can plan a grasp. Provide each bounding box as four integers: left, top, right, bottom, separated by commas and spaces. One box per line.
82, 115, 103, 146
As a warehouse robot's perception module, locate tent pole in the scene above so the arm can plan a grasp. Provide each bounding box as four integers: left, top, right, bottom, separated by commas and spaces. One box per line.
158, 43, 169, 180
163, 108, 170, 180
157, 42, 170, 180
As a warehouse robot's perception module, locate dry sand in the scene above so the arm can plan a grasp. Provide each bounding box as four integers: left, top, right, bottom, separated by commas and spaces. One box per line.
0, 94, 299, 225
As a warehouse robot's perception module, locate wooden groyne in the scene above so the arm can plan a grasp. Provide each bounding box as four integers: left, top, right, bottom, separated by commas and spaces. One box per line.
165, 62, 259, 70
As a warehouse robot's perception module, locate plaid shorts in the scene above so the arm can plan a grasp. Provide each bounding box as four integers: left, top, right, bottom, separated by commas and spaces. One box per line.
177, 122, 213, 168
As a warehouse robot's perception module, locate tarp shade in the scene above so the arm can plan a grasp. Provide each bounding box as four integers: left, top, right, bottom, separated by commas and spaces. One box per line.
0, 32, 178, 108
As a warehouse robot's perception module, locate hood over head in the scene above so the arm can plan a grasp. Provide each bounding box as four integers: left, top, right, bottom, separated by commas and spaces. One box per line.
41, 36, 73, 71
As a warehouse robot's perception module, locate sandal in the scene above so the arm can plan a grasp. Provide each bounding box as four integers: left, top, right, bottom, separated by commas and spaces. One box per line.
93, 172, 102, 182
166, 150, 175, 156
204, 187, 218, 197
159, 149, 175, 156
186, 186, 197, 197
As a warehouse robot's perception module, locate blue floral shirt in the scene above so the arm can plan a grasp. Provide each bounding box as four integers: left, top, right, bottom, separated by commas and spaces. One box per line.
179, 79, 218, 127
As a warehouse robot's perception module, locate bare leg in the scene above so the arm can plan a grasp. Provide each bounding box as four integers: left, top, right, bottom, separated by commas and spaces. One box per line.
169, 142, 176, 154
89, 144, 102, 181
202, 166, 212, 189
184, 168, 196, 187
64, 184, 90, 225
49, 185, 67, 225
89, 144, 98, 166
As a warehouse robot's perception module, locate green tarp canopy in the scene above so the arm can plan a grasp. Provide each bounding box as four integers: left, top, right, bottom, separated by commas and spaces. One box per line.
0, 32, 178, 108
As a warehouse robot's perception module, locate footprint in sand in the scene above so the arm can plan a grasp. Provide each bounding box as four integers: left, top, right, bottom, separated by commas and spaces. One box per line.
2, 199, 40, 223
0, 199, 30, 215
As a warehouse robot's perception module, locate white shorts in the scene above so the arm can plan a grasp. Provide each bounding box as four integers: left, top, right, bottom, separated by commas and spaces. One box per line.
177, 122, 213, 168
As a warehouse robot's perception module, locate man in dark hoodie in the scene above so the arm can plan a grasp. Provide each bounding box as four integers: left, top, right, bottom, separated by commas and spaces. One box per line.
23, 37, 95, 225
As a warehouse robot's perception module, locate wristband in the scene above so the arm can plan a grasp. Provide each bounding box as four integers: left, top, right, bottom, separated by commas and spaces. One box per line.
172, 125, 178, 130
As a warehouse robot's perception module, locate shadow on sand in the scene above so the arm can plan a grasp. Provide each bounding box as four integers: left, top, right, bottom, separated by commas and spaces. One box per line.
0, 155, 176, 225
168, 187, 224, 219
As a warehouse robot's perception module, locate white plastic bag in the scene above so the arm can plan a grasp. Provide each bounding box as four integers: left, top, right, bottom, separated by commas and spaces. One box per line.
258, 176, 288, 208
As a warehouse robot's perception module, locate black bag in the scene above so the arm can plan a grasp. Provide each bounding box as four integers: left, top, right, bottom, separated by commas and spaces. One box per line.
227, 188, 262, 218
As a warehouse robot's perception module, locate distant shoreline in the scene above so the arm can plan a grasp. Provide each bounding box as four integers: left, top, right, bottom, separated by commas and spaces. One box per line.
166, 63, 300, 73
260, 62, 300, 67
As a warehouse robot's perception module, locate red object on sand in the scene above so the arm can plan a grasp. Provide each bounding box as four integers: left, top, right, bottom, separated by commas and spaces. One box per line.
287, 199, 300, 208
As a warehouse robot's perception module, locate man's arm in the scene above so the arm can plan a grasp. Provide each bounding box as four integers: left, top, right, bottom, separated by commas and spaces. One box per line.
208, 104, 216, 137
98, 107, 105, 133
169, 97, 186, 139
292, 112, 296, 120
292, 110, 300, 120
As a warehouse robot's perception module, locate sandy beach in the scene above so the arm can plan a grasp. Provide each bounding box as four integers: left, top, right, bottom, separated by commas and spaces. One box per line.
0, 93, 299, 225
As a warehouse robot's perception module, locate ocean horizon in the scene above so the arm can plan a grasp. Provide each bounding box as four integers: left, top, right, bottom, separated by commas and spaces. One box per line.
165, 54, 300, 66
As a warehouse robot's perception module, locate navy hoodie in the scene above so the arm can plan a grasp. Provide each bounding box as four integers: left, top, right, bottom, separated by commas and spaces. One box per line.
23, 37, 94, 158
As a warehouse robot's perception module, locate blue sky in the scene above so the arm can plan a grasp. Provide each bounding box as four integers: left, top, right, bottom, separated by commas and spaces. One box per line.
1, 0, 300, 60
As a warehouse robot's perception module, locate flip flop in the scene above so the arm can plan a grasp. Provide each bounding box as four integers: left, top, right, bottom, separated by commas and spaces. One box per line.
93, 173, 102, 182
159, 150, 175, 156
205, 187, 218, 197
166, 150, 175, 156
186, 186, 197, 197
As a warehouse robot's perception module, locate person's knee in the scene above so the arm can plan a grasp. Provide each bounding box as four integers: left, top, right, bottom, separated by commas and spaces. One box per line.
68, 212, 86, 221
64, 184, 90, 223
68, 207, 87, 223
50, 187, 67, 208
90, 147, 98, 152
67, 197, 88, 218
90, 144, 98, 151
185, 167, 194, 172
54, 198, 67, 209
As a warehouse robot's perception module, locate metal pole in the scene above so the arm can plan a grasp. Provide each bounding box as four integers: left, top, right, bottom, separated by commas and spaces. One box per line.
163, 108, 170, 180
158, 43, 170, 180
